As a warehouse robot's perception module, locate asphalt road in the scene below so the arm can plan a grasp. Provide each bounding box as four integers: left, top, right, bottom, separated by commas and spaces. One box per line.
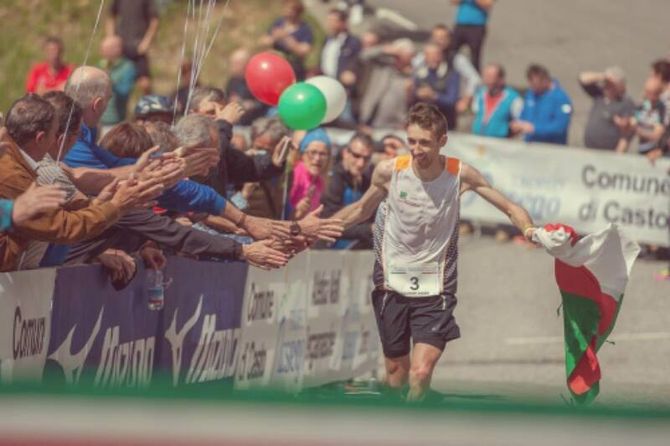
315, 0, 669, 147
431, 235, 670, 407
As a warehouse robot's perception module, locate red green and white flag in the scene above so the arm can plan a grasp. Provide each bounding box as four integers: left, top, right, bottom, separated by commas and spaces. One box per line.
533, 224, 640, 404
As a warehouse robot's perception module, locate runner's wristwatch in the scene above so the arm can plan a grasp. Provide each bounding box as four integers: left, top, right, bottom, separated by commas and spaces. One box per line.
290, 221, 301, 236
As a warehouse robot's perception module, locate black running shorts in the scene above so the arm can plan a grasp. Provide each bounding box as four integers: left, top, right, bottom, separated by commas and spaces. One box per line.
371, 289, 460, 358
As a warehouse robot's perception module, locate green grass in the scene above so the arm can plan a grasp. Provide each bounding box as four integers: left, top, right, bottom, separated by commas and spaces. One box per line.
0, 0, 324, 114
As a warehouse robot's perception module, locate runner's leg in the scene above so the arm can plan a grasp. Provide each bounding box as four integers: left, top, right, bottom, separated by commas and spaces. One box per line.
384, 354, 410, 388
407, 342, 442, 401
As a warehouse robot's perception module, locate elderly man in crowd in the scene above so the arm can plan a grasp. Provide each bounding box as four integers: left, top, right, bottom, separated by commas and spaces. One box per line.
242, 117, 292, 220
187, 87, 287, 203
0, 94, 162, 272
579, 66, 636, 152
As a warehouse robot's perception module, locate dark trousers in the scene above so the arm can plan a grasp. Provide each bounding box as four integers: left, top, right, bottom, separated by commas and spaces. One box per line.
452, 24, 487, 72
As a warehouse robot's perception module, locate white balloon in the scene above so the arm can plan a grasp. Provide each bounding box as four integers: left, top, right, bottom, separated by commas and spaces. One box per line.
306, 75, 347, 124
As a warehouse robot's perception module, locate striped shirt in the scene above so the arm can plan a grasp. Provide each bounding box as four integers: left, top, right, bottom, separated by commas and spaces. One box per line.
19, 154, 78, 270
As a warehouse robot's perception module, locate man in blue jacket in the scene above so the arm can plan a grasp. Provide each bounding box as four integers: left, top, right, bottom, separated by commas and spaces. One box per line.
513, 64, 573, 145
472, 63, 522, 138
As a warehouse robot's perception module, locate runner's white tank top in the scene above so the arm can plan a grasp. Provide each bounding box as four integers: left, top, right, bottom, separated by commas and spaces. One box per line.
377, 154, 461, 297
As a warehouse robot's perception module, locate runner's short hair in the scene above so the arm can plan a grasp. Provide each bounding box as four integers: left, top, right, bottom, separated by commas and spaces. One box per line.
406, 103, 448, 139
99, 122, 154, 159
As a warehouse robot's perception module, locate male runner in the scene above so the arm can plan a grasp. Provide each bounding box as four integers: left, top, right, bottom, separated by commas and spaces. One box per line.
334, 103, 537, 401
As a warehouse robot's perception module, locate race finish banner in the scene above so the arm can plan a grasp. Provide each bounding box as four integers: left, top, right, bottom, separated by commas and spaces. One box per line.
323, 128, 670, 246
446, 133, 670, 246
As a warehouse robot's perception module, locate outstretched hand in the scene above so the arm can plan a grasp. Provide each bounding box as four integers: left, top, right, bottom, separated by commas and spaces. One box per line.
298, 204, 344, 243
241, 239, 290, 270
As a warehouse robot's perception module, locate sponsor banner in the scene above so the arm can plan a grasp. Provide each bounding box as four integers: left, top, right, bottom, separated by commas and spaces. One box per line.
344, 251, 380, 376
236, 251, 378, 391
47, 264, 161, 388
158, 257, 247, 387
447, 134, 670, 246
0, 269, 56, 383
48, 258, 247, 388
235, 264, 286, 390
304, 251, 347, 387
270, 253, 309, 392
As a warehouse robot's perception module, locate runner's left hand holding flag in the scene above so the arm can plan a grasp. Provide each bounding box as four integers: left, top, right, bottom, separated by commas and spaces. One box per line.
533, 223, 640, 405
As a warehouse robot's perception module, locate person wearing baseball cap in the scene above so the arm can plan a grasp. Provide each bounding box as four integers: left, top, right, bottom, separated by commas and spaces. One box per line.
134, 95, 173, 125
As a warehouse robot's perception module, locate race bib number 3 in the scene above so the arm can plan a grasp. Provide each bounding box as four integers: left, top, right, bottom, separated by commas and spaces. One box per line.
387, 263, 441, 297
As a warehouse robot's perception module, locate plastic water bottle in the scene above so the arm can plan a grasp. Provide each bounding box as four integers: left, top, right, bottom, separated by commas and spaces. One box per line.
146, 269, 165, 311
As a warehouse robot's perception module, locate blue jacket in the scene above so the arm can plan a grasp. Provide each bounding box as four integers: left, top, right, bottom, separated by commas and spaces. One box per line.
64, 124, 227, 215
520, 80, 572, 145
472, 86, 522, 138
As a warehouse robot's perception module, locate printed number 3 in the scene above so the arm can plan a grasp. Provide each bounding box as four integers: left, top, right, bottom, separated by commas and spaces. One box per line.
410, 276, 420, 291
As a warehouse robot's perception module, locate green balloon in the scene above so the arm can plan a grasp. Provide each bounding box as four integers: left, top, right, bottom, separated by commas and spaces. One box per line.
278, 83, 327, 130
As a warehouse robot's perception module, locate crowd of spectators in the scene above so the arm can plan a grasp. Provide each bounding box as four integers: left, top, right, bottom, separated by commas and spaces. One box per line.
2, 0, 669, 283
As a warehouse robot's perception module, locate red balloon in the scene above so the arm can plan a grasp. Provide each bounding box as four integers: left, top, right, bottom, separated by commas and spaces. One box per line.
245, 52, 296, 106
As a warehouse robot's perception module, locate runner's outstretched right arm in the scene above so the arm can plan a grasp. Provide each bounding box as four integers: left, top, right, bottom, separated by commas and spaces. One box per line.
333, 159, 393, 229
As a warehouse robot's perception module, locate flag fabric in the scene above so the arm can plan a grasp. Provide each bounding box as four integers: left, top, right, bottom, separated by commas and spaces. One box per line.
533, 224, 640, 404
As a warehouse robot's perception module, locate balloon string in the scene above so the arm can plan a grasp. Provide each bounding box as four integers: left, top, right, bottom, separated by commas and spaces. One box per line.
184, 0, 204, 116
56, 0, 106, 163
194, 0, 231, 85
172, 0, 194, 125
